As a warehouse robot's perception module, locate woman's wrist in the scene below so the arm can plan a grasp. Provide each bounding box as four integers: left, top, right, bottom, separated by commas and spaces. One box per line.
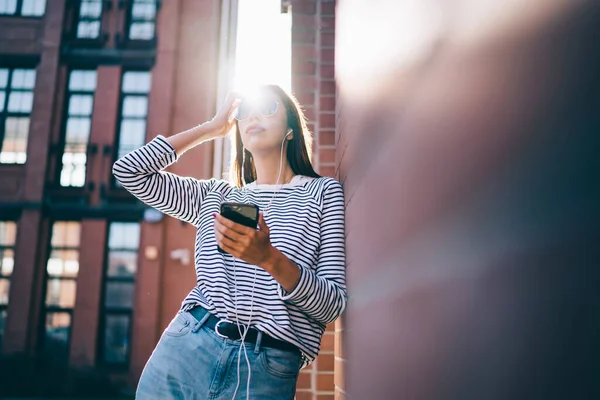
259, 245, 282, 272
260, 246, 301, 293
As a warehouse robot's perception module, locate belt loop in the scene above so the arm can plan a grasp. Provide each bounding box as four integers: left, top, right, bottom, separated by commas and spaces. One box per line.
191, 310, 211, 333
254, 330, 263, 354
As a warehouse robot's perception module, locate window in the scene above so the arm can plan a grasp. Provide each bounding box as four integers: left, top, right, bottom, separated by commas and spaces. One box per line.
43, 221, 80, 364
0, 221, 17, 348
116, 71, 151, 161
100, 222, 140, 365
0, 0, 46, 17
60, 70, 97, 187
128, 0, 157, 40
0, 68, 36, 164
76, 0, 102, 39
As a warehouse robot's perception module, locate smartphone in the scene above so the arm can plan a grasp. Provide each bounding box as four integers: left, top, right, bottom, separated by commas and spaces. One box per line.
217, 202, 260, 254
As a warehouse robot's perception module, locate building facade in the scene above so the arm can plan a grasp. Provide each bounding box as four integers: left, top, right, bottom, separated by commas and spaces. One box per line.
0, 0, 339, 397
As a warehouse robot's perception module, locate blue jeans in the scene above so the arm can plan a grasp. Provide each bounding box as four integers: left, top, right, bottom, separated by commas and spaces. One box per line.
136, 310, 301, 399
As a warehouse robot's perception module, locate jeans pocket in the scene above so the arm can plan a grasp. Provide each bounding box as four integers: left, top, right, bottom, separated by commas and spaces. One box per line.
164, 313, 193, 337
259, 347, 301, 379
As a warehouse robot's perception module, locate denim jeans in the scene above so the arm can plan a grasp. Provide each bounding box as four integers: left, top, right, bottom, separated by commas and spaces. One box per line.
136, 310, 302, 399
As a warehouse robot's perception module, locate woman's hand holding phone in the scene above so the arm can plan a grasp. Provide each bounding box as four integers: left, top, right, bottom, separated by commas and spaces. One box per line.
214, 210, 302, 293
213, 212, 275, 268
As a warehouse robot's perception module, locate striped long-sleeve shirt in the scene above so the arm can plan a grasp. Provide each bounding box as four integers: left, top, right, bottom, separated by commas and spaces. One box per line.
112, 135, 347, 367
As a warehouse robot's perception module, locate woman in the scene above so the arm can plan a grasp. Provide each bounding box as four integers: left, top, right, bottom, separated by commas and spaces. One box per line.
113, 85, 347, 400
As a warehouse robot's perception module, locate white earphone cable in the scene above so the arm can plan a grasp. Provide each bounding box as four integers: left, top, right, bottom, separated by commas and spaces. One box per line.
231, 129, 292, 400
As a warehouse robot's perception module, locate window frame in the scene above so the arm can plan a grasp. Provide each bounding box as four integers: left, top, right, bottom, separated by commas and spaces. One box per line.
0, 0, 47, 18
69, 0, 107, 44
56, 68, 98, 189
119, 0, 160, 48
0, 66, 37, 165
40, 220, 81, 365
111, 69, 151, 190
97, 221, 140, 368
0, 220, 17, 349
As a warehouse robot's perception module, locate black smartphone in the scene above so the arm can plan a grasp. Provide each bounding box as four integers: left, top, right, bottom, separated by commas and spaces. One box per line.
217, 202, 260, 254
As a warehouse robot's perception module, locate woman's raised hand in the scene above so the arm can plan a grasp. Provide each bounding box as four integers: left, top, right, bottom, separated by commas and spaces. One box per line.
210, 92, 241, 138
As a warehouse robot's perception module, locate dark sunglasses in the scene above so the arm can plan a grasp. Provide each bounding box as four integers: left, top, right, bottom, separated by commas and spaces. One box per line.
235, 98, 279, 121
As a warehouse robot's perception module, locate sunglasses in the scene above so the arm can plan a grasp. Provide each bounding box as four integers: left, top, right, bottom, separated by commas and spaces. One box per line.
235, 98, 279, 121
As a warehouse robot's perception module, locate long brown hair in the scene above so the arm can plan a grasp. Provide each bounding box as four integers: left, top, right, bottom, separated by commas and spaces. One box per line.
230, 85, 321, 187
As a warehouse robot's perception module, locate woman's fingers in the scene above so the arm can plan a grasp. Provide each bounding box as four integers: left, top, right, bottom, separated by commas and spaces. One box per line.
214, 218, 243, 242
227, 99, 241, 123
257, 213, 269, 233
215, 229, 238, 251
215, 214, 254, 236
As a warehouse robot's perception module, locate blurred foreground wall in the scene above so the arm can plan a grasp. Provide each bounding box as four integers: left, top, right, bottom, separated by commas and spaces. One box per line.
335, 1, 600, 399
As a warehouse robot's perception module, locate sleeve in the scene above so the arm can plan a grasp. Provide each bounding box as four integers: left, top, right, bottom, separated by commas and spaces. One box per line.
112, 135, 215, 227
277, 178, 348, 325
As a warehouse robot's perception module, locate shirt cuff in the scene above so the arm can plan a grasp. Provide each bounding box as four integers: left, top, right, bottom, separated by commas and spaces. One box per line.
151, 135, 178, 162
277, 263, 314, 303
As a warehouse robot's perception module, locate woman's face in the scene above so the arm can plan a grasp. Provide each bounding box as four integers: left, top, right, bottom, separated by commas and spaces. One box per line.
237, 92, 290, 155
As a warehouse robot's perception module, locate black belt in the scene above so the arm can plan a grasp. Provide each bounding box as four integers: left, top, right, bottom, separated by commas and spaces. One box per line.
188, 306, 299, 354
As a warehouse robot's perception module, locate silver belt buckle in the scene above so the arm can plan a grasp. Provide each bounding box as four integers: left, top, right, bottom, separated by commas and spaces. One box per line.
215, 319, 234, 339
215, 319, 247, 340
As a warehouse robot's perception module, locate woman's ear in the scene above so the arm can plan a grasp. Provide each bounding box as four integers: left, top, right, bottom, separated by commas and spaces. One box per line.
286, 129, 293, 140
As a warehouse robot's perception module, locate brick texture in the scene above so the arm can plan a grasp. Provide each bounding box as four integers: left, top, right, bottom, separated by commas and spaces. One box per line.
291, 1, 342, 398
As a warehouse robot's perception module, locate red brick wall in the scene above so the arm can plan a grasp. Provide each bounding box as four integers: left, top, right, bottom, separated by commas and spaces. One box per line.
291, 1, 338, 399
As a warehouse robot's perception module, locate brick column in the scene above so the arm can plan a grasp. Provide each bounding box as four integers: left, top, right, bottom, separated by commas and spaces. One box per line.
69, 220, 107, 367
2, 210, 45, 355
127, 0, 179, 384
89, 66, 122, 206
291, 1, 338, 398
2, 0, 66, 356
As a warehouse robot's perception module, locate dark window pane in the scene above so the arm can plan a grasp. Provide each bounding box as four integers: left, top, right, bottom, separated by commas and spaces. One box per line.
45, 279, 77, 308
11, 69, 36, 89
0, 309, 6, 348
0, 278, 9, 305
69, 70, 97, 91
104, 314, 130, 363
105, 282, 134, 309
0, 69, 8, 88
0, 0, 17, 15
68, 94, 94, 116
122, 96, 148, 117
43, 312, 71, 364
122, 72, 151, 93
21, 0, 46, 16
0, 249, 15, 276
47, 249, 79, 277
0, 221, 16, 246
7, 91, 34, 113
51, 222, 81, 247
1, 117, 30, 164
108, 251, 137, 278
108, 223, 141, 250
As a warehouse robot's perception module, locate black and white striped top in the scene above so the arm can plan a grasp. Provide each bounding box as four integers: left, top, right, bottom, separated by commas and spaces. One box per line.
113, 135, 347, 367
